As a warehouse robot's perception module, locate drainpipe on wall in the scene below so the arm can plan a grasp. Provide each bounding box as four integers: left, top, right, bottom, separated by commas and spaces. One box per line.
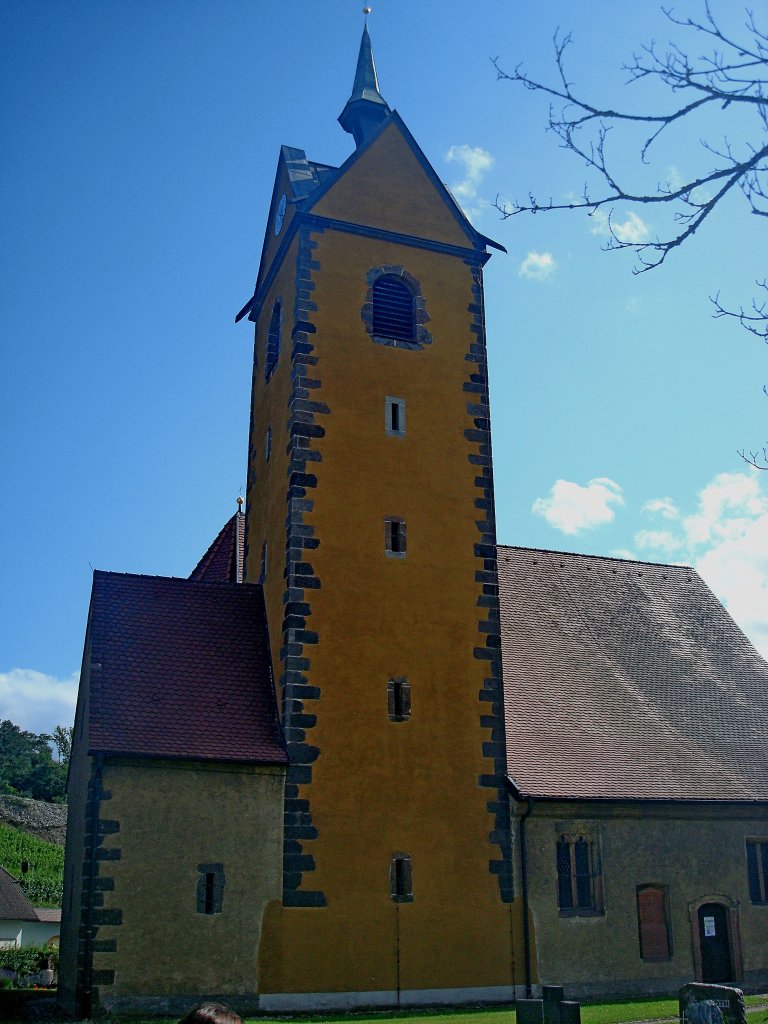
518, 792, 534, 998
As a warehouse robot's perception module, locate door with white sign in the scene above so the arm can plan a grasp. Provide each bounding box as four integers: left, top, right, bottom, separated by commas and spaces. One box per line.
697, 902, 732, 982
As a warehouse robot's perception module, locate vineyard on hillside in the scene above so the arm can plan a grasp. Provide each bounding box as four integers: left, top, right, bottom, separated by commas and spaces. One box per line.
0, 823, 64, 906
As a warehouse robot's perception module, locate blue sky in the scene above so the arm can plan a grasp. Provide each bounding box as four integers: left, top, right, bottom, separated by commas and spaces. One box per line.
2, 0, 766, 734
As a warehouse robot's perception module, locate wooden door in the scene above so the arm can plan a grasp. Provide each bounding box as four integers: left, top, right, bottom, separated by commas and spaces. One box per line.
698, 903, 732, 982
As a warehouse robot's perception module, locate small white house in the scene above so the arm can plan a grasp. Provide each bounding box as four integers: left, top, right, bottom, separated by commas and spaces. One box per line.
0, 867, 60, 948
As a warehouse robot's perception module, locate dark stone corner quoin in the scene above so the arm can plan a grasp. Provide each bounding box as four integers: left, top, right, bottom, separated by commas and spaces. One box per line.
77, 761, 121, 1013
463, 260, 513, 904
279, 222, 327, 909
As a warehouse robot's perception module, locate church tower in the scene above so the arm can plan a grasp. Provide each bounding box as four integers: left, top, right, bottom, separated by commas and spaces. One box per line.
240, 21, 517, 1006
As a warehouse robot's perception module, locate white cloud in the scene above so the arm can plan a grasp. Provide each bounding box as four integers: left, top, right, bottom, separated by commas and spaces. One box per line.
589, 209, 650, 243
666, 165, 684, 192
0, 668, 79, 735
634, 529, 684, 554
697, 515, 768, 656
445, 144, 494, 220
625, 297, 642, 315
682, 472, 767, 545
642, 496, 680, 520
532, 477, 624, 535
610, 548, 637, 560
518, 251, 557, 281
633, 471, 768, 658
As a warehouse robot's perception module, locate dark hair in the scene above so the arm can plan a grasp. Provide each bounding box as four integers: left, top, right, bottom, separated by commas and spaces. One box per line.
178, 1003, 243, 1024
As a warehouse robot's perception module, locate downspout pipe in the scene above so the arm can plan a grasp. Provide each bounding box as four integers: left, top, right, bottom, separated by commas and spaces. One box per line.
511, 782, 535, 998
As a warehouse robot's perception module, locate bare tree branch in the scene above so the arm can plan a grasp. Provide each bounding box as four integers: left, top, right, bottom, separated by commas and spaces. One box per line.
495, 2, 768, 465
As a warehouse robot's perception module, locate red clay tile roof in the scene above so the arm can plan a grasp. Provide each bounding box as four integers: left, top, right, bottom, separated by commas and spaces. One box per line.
498, 546, 768, 802
87, 572, 287, 764
188, 512, 244, 583
0, 867, 37, 921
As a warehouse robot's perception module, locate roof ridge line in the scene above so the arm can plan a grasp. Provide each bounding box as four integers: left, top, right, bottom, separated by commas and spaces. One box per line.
497, 544, 695, 571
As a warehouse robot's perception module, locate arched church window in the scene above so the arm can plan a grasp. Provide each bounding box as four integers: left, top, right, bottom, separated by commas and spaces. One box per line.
372, 275, 415, 341
265, 301, 282, 381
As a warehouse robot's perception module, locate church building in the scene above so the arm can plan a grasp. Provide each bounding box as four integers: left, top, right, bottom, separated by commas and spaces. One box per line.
59, 23, 768, 1017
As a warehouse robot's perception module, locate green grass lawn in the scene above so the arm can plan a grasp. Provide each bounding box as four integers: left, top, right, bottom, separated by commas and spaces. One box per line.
2, 992, 766, 1024
237, 993, 768, 1024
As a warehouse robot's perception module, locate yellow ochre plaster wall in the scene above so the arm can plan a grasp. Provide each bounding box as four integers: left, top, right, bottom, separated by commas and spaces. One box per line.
313, 120, 471, 246
522, 801, 768, 999
246, 235, 298, 683
90, 759, 284, 1007
246, 121, 517, 1002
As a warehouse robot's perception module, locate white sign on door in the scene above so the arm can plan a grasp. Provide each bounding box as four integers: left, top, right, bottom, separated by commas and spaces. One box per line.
703, 916, 716, 937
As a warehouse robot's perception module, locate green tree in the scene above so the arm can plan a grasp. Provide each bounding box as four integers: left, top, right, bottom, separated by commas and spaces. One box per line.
0, 720, 67, 803
51, 724, 72, 764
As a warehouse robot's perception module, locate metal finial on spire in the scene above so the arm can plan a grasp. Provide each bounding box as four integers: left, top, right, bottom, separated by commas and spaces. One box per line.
338, 14, 390, 147
236, 495, 244, 512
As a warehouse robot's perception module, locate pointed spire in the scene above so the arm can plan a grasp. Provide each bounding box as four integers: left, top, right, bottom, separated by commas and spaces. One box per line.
338, 14, 390, 147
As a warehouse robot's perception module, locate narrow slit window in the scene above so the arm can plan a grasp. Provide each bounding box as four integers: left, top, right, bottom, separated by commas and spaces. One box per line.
385, 396, 406, 437
747, 839, 768, 904
385, 517, 406, 557
387, 677, 411, 721
196, 863, 224, 915
373, 275, 415, 341
259, 542, 267, 584
265, 301, 282, 381
204, 873, 215, 915
390, 853, 413, 902
265, 425, 272, 462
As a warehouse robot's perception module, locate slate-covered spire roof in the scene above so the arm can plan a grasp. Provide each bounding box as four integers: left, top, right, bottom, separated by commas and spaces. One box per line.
338, 22, 390, 147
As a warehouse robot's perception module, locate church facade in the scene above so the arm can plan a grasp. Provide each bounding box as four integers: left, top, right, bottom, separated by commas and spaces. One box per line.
59, 26, 768, 1016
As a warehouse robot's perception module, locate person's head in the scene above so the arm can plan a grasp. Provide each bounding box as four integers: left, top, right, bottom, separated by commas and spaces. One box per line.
178, 1002, 243, 1024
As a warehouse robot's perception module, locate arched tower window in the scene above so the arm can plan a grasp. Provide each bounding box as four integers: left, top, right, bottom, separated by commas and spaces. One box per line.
361, 265, 432, 350
372, 275, 415, 341
265, 301, 282, 381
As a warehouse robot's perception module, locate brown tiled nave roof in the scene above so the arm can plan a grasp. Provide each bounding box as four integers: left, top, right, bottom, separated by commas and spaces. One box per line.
87, 572, 286, 765
498, 546, 768, 802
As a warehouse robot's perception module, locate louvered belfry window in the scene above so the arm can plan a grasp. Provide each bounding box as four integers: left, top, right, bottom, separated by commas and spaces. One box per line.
372, 275, 415, 341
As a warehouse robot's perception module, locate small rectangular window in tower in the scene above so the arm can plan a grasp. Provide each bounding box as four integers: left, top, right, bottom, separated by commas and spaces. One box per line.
390, 853, 413, 902
385, 396, 406, 437
746, 839, 768, 904
259, 542, 267, 584
385, 517, 406, 558
387, 677, 411, 722
196, 863, 224, 915
265, 425, 272, 462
